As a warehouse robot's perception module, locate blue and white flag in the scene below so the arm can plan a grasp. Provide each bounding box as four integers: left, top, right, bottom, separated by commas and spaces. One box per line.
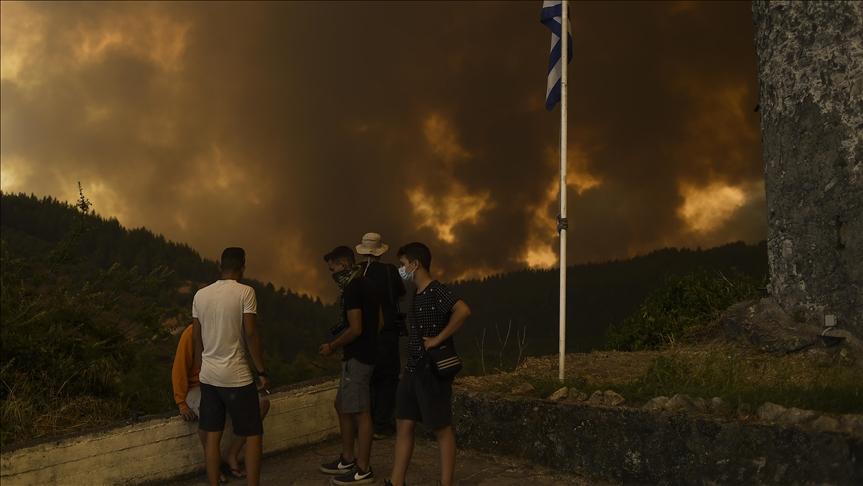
541, 1, 572, 111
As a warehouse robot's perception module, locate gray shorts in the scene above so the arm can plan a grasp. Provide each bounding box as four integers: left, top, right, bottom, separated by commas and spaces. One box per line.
336, 358, 374, 414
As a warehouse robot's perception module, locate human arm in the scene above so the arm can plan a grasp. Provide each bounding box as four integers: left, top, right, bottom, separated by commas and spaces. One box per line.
320, 281, 363, 356
172, 326, 196, 420
192, 318, 203, 382
243, 312, 269, 390
320, 308, 362, 355
423, 300, 471, 350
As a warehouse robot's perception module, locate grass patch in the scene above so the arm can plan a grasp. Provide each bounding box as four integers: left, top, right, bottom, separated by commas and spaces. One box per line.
620, 348, 863, 414
486, 346, 863, 415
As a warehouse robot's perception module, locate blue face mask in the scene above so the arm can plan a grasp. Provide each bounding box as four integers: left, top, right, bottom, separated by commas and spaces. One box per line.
398, 264, 415, 282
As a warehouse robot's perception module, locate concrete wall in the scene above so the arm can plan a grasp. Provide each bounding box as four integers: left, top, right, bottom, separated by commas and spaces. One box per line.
454, 391, 863, 484
0, 380, 338, 485
753, 1, 863, 337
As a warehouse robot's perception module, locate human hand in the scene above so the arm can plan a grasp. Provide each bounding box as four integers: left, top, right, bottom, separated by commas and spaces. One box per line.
319, 342, 333, 357
180, 406, 197, 422
423, 336, 440, 350
257, 375, 271, 392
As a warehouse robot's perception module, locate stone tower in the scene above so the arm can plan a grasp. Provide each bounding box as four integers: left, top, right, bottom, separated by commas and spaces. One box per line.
752, 1, 862, 338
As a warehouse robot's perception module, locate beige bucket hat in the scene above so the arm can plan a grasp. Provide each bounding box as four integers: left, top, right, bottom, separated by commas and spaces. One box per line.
356, 232, 389, 257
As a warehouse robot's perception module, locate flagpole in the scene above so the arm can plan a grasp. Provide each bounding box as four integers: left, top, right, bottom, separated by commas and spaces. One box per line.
558, 0, 568, 383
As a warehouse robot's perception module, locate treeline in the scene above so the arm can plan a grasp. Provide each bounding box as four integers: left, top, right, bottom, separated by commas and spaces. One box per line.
450, 241, 768, 371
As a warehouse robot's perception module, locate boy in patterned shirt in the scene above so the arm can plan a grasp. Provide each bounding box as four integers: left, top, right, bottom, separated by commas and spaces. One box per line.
385, 242, 471, 486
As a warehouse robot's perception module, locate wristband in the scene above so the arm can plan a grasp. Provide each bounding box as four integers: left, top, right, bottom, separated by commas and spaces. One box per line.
257, 370, 268, 378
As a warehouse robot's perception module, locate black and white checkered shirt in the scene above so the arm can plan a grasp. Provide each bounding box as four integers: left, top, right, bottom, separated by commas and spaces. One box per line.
406, 280, 459, 372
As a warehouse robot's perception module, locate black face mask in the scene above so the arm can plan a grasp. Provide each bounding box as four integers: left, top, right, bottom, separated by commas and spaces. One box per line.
331, 268, 355, 289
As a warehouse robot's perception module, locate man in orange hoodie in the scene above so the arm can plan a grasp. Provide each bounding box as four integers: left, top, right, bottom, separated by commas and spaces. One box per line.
172, 323, 271, 480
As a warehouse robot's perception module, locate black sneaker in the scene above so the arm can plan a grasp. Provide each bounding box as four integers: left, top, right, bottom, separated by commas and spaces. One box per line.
332, 466, 375, 485
319, 455, 356, 475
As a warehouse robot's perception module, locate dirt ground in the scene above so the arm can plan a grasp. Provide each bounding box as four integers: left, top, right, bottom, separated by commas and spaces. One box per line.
168, 435, 599, 486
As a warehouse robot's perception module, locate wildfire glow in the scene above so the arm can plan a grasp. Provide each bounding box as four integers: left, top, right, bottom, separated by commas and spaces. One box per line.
520, 146, 601, 268
407, 185, 492, 244
678, 181, 747, 233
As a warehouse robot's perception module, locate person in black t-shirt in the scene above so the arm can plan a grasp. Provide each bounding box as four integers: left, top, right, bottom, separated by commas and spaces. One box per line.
319, 246, 381, 485
386, 242, 471, 486
355, 232, 405, 437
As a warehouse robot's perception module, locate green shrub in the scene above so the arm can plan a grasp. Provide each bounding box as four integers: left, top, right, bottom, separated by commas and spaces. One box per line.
607, 270, 763, 351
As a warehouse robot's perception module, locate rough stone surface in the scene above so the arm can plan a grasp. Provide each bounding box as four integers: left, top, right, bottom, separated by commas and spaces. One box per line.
758, 402, 787, 422
841, 415, 863, 436
587, 390, 626, 407
454, 391, 863, 484
812, 415, 842, 434
782, 407, 818, 425
709, 397, 732, 416
665, 394, 697, 413
510, 382, 535, 396
643, 396, 669, 412
753, 0, 863, 338
721, 299, 820, 354
547, 387, 568, 401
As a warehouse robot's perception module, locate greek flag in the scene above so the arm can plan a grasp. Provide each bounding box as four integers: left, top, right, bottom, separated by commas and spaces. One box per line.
541, 1, 572, 111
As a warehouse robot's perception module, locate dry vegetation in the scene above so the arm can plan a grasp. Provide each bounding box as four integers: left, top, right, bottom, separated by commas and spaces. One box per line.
457, 343, 863, 414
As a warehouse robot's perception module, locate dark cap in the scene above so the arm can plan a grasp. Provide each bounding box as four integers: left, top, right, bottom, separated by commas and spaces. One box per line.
323, 245, 354, 263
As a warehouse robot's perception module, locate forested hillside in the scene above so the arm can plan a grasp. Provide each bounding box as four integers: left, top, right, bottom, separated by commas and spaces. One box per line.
1, 191, 767, 445
0, 192, 337, 445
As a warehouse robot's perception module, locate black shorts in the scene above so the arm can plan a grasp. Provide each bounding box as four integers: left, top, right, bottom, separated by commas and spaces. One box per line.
395, 366, 453, 431
199, 382, 263, 437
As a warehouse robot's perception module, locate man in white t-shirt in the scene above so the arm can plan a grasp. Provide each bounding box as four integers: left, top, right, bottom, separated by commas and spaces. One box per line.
193, 247, 269, 486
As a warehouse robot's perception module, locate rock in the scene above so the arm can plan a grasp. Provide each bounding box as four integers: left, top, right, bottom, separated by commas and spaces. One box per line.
604, 390, 626, 406
758, 402, 787, 422
643, 396, 669, 412
737, 402, 754, 419
567, 391, 588, 402
547, 387, 568, 401
780, 407, 818, 425
691, 397, 710, 413
709, 397, 732, 416
665, 394, 696, 413
720, 299, 820, 354
511, 382, 536, 396
587, 390, 626, 407
811, 416, 840, 433
839, 415, 863, 437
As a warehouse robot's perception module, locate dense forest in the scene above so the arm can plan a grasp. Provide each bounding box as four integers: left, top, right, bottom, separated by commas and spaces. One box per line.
0, 191, 767, 445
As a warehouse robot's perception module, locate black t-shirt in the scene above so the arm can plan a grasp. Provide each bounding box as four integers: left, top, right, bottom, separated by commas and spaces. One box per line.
341, 276, 381, 365
360, 261, 405, 331
406, 280, 459, 372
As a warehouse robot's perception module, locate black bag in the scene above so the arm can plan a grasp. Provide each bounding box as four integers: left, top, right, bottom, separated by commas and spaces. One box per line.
426, 340, 462, 378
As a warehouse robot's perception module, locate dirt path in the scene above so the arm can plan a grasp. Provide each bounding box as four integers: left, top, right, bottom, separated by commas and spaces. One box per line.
168, 436, 601, 485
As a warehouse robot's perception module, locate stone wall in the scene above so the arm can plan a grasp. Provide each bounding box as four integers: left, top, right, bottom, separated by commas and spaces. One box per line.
0, 380, 338, 485
454, 391, 863, 484
752, 1, 863, 337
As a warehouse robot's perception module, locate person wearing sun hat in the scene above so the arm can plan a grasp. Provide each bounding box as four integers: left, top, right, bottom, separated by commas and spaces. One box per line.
356, 232, 405, 437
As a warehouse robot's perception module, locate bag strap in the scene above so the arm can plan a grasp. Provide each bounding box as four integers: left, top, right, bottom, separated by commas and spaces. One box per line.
382, 261, 400, 313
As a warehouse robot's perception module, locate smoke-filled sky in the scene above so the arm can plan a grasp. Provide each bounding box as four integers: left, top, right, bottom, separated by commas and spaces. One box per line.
1, 1, 765, 300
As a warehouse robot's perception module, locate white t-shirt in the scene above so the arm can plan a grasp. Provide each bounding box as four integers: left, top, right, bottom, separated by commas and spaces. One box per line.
193, 279, 257, 388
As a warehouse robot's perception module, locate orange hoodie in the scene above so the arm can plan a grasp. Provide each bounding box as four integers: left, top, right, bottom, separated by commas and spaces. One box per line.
171, 324, 201, 413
